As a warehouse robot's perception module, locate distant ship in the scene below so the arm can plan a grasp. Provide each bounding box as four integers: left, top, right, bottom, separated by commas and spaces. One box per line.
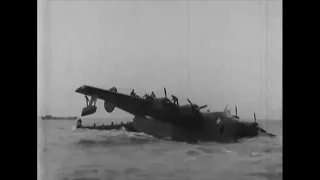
41, 115, 78, 120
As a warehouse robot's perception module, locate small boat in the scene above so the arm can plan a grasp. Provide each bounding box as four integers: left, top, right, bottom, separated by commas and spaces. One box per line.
76, 122, 138, 132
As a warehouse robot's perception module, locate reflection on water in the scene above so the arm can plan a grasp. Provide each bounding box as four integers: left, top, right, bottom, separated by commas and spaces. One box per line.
38, 118, 282, 180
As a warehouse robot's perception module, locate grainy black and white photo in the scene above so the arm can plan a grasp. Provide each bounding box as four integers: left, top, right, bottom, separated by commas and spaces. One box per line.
37, 0, 282, 180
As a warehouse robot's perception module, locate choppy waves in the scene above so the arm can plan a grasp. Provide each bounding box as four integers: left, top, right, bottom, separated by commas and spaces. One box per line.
75, 129, 159, 147
39, 120, 282, 180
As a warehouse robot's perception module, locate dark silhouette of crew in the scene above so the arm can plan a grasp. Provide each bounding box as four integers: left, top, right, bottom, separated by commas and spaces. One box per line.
150, 91, 156, 99
171, 95, 179, 105
76, 118, 82, 127
144, 93, 154, 100
93, 123, 96, 127
111, 122, 114, 126
130, 89, 136, 97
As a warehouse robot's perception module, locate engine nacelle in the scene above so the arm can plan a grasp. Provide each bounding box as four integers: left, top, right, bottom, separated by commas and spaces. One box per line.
104, 87, 117, 113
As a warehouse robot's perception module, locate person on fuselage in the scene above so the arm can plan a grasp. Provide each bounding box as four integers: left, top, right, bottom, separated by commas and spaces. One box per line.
145, 93, 154, 100
150, 91, 156, 99
143, 94, 148, 99
111, 122, 114, 126
130, 89, 136, 96
171, 95, 179, 106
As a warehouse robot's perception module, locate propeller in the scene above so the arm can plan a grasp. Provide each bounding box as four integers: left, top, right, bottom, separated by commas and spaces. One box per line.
232, 106, 240, 119
198, 105, 208, 109
224, 104, 228, 112
187, 98, 192, 105
187, 98, 208, 111
235, 106, 238, 116
252, 112, 260, 128
164, 87, 167, 98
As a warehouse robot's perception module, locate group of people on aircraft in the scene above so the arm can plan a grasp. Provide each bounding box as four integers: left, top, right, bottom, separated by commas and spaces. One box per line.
130, 89, 179, 106
143, 92, 156, 100
76, 118, 128, 129
131, 89, 156, 100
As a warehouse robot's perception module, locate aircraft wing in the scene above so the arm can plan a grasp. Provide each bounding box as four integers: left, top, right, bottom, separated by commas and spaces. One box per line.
75, 85, 152, 116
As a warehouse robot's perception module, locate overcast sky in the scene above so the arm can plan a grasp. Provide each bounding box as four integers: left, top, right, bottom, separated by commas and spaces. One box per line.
38, 0, 282, 120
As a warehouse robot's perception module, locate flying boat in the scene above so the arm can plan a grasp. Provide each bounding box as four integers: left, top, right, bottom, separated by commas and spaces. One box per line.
75, 85, 275, 142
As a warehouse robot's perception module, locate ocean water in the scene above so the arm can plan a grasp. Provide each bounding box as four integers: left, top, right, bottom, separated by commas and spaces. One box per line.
38, 117, 282, 180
